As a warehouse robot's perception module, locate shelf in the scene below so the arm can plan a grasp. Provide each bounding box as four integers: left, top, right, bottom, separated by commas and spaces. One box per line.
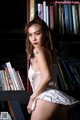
0, 91, 32, 103
54, 34, 80, 41
0, 90, 79, 101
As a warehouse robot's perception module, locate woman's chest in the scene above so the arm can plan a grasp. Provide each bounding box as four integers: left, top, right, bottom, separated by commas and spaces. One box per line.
30, 57, 40, 72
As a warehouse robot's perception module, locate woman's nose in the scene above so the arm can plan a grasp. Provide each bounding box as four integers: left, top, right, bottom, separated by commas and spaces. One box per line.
32, 35, 36, 41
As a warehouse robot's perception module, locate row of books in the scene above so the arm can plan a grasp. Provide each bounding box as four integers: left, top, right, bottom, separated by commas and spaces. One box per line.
57, 57, 80, 90
28, 0, 80, 34
0, 62, 25, 91
56, 2, 80, 34
28, 0, 54, 30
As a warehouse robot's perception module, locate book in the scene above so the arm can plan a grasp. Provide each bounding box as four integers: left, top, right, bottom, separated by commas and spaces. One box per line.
59, 58, 74, 90
2, 63, 16, 90
2, 62, 25, 91
46, 5, 49, 27
72, 5, 77, 34
0, 70, 5, 91
1, 70, 8, 91
37, 3, 44, 20
69, 64, 80, 89
40, 3, 43, 20
38, 3, 41, 18
30, 0, 35, 21
35, 0, 43, 15
12, 68, 23, 91
68, 4, 73, 33
57, 62, 67, 90
58, 4, 62, 33
65, 62, 80, 89
4, 70, 11, 91
16, 71, 25, 91
63, 3, 70, 33
75, 4, 79, 34
0, 70, 13, 91
61, 4, 65, 34
49, 5, 54, 30
43, 1, 47, 23
57, 58, 69, 90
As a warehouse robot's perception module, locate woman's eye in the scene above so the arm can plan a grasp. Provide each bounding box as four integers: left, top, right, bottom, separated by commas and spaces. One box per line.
36, 32, 40, 35
28, 34, 32, 37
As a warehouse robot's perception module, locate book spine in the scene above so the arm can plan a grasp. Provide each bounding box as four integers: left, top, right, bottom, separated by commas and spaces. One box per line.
57, 59, 69, 90
16, 71, 25, 91
4, 71, 10, 90
63, 4, 70, 33
68, 4, 73, 33
43, 1, 47, 23
49, 5, 54, 30
2, 65, 17, 90
1, 70, 8, 91
58, 4, 62, 33
46, 5, 49, 27
0, 70, 5, 91
72, 5, 77, 34
60, 58, 74, 90
38, 3, 41, 18
30, 0, 35, 21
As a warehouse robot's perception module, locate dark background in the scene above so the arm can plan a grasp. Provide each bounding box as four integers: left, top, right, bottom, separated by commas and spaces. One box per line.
0, 0, 27, 88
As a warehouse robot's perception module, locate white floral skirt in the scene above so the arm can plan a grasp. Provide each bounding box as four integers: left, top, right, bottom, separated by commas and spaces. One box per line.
31, 89, 80, 110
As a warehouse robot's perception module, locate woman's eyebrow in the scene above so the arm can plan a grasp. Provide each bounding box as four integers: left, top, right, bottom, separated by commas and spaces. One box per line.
28, 29, 41, 34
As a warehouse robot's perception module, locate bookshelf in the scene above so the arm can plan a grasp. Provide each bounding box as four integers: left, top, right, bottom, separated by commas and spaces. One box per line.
0, 0, 80, 120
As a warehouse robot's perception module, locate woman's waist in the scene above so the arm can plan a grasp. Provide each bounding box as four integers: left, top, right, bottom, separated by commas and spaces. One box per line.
32, 80, 58, 91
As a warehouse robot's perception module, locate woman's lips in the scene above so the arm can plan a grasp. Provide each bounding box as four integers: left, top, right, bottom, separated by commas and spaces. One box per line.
33, 42, 38, 45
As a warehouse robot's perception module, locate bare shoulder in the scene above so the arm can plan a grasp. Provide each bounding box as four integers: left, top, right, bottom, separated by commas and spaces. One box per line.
33, 47, 45, 56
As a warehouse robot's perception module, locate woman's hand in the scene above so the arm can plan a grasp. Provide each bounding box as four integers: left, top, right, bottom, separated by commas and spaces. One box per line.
27, 96, 34, 114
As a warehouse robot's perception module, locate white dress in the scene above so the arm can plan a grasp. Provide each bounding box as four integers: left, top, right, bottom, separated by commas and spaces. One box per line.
28, 64, 80, 110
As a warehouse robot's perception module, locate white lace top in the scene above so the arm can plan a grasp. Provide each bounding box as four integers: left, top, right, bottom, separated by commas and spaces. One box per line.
28, 64, 79, 110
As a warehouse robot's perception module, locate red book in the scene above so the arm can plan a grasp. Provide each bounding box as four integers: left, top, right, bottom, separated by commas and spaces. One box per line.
49, 5, 54, 30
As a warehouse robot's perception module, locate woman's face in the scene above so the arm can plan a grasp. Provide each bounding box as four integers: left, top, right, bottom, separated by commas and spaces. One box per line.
28, 24, 44, 48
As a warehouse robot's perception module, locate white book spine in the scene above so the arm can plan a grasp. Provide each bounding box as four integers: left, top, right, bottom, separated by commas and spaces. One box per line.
46, 6, 49, 27
12, 68, 22, 90
38, 3, 41, 18
6, 62, 20, 90
72, 5, 77, 34
43, 1, 47, 23
0, 71, 5, 91
1, 70, 8, 91
17, 71, 25, 91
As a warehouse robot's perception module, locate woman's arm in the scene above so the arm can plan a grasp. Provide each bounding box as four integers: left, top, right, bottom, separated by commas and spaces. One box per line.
31, 47, 51, 99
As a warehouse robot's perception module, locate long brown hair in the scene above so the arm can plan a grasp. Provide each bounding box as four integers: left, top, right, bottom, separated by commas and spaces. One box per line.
25, 17, 54, 59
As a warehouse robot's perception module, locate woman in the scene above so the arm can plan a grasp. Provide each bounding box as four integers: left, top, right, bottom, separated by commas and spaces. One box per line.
25, 17, 79, 120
